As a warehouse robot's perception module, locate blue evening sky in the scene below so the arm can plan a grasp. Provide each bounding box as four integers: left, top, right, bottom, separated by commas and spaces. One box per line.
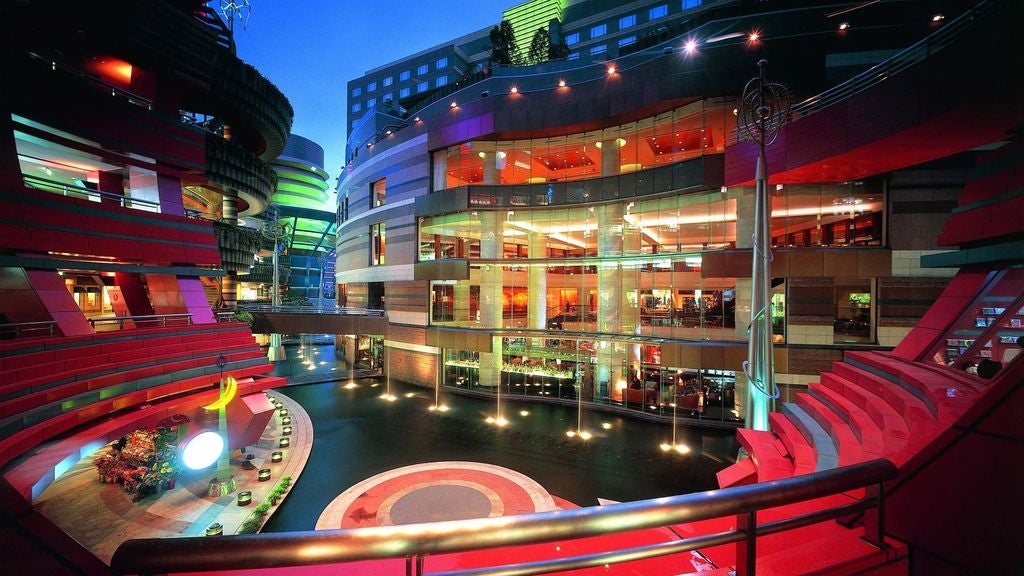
233, 1, 511, 202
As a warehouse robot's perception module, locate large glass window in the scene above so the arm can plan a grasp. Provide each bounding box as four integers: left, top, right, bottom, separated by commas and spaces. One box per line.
650, 5, 668, 19
371, 177, 386, 207
619, 15, 636, 29
591, 24, 607, 38
433, 99, 730, 190
565, 33, 580, 45
370, 222, 386, 266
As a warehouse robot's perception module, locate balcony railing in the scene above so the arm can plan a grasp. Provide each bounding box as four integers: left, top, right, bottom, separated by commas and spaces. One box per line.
0, 320, 59, 339
110, 458, 897, 576
88, 314, 194, 331
22, 173, 162, 212
237, 304, 385, 317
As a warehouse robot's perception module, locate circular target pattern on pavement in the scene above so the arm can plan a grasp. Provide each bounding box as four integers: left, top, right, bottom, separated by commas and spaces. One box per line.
315, 461, 558, 529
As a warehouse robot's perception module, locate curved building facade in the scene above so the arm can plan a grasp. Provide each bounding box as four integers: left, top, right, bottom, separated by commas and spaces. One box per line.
335, 0, 1002, 424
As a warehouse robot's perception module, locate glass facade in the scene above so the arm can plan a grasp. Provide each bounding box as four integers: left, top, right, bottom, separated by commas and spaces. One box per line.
432, 100, 729, 189
415, 100, 889, 423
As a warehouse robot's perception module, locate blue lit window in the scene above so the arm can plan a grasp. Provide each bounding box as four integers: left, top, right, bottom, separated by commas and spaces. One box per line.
590, 24, 607, 38
383, 92, 393, 103
565, 32, 579, 45
352, 102, 361, 112
683, 0, 701, 9
352, 87, 362, 97
383, 76, 393, 86
590, 44, 607, 55
619, 15, 636, 29
567, 52, 579, 60
417, 81, 429, 93
417, 64, 428, 75
436, 57, 448, 69
400, 87, 410, 98
367, 98, 376, 108
649, 5, 668, 19
400, 70, 410, 81
618, 36, 636, 47
436, 75, 448, 87
367, 81, 376, 92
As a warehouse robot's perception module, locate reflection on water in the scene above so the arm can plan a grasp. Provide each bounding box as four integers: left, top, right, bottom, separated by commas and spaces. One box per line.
261, 360, 738, 532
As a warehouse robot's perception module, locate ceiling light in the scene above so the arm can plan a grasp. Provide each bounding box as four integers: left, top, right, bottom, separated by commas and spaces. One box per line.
748, 31, 760, 42
450, 101, 458, 108
932, 14, 945, 22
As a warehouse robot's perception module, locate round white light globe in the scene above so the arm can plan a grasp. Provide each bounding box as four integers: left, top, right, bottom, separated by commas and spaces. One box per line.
181, 431, 224, 470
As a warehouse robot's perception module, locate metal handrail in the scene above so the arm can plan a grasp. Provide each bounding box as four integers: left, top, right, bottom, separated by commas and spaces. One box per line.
790, 0, 999, 119
22, 172, 162, 210
216, 311, 238, 322
0, 320, 59, 338
88, 314, 193, 330
237, 304, 386, 316
110, 459, 896, 576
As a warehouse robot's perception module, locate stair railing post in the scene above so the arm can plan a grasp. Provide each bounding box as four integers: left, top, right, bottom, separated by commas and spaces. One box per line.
736, 510, 757, 576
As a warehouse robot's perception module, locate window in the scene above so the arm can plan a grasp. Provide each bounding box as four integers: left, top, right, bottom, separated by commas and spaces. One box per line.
435, 75, 448, 87
400, 87, 410, 98
367, 98, 376, 108
417, 81, 429, 93
370, 223, 386, 266
565, 32, 580, 45
436, 57, 448, 69
383, 92, 393, 104
383, 76, 393, 86
649, 4, 668, 19
590, 24, 607, 38
351, 102, 361, 112
589, 44, 607, 55
400, 70, 410, 81
618, 35, 637, 47
567, 52, 579, 60
371, 178, 386, 208
619, 15, 636, 29
367, 81, 376, 92
417, 64, 428, 75
683, 0, 701, 9
352, 87, 362, 97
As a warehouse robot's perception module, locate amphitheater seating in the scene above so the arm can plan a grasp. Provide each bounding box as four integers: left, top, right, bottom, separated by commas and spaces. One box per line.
717, 350, 985, 489
0, 322, 284, 470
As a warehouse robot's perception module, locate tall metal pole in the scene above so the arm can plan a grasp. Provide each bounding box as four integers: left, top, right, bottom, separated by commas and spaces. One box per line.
738, 60, 790, 431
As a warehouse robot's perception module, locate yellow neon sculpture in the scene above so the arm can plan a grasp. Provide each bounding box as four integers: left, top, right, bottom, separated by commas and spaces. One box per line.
203, 375, 238, 410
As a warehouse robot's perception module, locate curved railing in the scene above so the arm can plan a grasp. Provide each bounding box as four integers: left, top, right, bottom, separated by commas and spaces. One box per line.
110, 459, 896, 576
790, 0, 1001, 119
237, 304, 386, 317
0, 320, 59, 339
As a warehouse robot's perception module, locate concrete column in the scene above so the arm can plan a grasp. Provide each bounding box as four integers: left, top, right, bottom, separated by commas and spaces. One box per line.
600, 140, 621, 177
221, 189, 239, 309
453, 281, 470, 321
527, 232, 547, 340
733, 187, 755, 250
478, 211, 504, 387
481, 152, 500, 185
596, 204, 624, 400
734, 277, 752, 341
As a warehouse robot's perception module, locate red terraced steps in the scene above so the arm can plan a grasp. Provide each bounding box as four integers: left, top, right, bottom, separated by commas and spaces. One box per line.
0, 323, 281, 469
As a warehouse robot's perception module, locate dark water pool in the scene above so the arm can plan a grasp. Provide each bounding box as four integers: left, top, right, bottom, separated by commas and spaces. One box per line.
261, 376, 737, 532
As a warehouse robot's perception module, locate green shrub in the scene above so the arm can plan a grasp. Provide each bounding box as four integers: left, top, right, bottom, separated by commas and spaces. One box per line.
255, 502, 270, 515
238, 517, 262, 534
